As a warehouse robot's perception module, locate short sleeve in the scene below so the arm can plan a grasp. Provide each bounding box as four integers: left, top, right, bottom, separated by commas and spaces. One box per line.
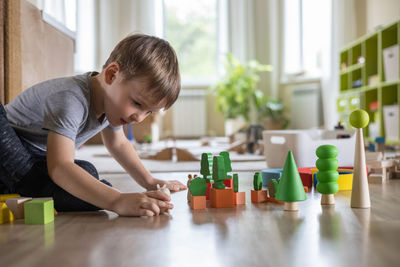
42, 91, 87, 142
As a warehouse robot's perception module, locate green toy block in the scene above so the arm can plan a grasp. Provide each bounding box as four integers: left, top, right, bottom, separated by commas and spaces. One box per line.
253, 172, 262, 190
24, 199, 54, 224
212, 155, 226, 189
189, 177, 207, 196
233, 173, 239, 192
275, 151, 306, 202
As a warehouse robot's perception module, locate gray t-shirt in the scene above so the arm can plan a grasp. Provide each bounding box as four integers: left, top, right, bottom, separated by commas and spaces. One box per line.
5, 72, 116, 151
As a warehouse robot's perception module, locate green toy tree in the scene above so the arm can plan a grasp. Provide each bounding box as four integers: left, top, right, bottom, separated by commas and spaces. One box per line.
212, 155, 226, 189
220, 151, 232, 179
253, 172, 262, 190
275, 151, 306, 211
189, 177, 208, 196
233, 173, 239, 192
200, 153, 214, 182
316, 145, 339, 205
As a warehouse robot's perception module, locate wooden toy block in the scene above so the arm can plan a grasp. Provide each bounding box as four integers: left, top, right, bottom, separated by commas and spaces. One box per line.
5, 197, 32, 219
206, 182, 214, 200
0, 194, 21, 202
210, 188, 234, 208
24, 199, 55, 224
190, 195, 206, 210
303, 186, 309, 193
298, 171, 313, 188
223, 178, 233, 188
337, 171, 353, 190
261, 169, 282, 186
251, 190, 267, 203
0, 202, 14, 224
369, 173, 385, 184
233, 192, 245, 205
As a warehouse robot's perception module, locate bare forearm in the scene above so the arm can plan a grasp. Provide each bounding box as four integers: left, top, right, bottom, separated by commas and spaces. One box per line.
107, 140, 153, 189
50, 162, 121, 210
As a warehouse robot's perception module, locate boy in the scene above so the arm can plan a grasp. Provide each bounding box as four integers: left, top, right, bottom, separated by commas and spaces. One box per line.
0, 34, 186, 217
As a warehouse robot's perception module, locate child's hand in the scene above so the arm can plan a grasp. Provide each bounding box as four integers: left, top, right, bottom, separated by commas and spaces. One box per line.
111, 191, 173, 217
148, 178, 187, 192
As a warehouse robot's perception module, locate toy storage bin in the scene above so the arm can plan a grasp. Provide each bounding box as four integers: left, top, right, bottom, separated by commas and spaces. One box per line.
262, 129, 356, 168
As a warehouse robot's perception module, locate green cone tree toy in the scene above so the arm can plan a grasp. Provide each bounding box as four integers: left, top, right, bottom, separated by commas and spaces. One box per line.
316, 145, 339, 205
200, 153, 213, 183
212, 155, 226, 189
220, 151, 232, 179
275, 151, 306, 211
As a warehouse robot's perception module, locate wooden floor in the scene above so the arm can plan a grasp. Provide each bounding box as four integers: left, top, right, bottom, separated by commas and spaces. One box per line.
1, 172, 400, 267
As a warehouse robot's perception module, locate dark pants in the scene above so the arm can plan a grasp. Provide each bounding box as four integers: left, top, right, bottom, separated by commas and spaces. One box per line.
0, 102, 112, 211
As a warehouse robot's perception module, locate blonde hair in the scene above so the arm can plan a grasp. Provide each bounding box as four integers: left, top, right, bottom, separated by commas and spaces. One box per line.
103, 34, 180, 109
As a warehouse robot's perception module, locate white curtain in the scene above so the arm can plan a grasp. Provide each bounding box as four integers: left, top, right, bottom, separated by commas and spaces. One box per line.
75, 0, 161, 73
226, 0, 280, 99
321, 0, 357, 129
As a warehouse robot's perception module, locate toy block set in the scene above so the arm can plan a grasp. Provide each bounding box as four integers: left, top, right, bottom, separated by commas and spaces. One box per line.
259, 109, 374, 210
0, 194, 55, 225
188, 151, 246, 210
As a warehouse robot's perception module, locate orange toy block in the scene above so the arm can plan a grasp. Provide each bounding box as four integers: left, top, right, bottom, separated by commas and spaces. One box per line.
206, 182, 214, 200
210, 188, 234, 208
190, 195, 206, 210
266, 197, 284, 204
223, 178, 233, 188
303, 186, 309, 193
233, 192, 246, 205
251, 190, 267, 203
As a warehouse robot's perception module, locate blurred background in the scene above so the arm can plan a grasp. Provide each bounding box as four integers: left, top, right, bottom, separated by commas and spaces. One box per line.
2, 0, 399, 143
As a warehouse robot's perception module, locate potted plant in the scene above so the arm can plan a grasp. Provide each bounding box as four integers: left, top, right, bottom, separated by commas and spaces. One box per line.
212, 54, 286, 135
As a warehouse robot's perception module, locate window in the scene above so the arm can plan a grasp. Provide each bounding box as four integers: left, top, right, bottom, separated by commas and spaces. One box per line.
163, 0, 221, 85
283, 0, 331, 78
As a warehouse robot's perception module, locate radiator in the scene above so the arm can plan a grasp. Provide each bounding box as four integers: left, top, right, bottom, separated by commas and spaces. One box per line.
289, 82, 322, 129
173, 90, 206, 137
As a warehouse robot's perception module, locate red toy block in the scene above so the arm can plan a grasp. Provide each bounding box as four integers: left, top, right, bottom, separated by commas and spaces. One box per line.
251, 190, 267, 203
206, 182, 214, 200
190, 195, 206, 210
298, 171, 313, 188
223, 178, 233, 188
233, 192, 246, 205
210, 188, 234, 208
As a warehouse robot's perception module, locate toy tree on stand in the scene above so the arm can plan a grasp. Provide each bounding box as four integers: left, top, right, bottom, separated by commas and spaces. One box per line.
200, 153, 213, 182
349, 109, 371, 208
275, 151, 306, 211
220, 151, 233, 187
210, 155, 234, 208
200, 153, 214, 200
316, 145, 339, 205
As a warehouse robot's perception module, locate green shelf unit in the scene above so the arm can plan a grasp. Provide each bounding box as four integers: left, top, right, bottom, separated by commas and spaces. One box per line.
337, 20, 400, 143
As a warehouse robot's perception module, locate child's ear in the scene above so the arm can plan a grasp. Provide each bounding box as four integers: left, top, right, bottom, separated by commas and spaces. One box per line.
104, 62, 120, 85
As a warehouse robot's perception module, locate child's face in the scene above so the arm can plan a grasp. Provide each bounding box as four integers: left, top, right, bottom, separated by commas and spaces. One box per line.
104, 72, 166, 127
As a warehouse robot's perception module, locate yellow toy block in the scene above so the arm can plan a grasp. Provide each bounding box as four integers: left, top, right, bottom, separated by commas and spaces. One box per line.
1, 202, 15, 224
0, 194, 21, 202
